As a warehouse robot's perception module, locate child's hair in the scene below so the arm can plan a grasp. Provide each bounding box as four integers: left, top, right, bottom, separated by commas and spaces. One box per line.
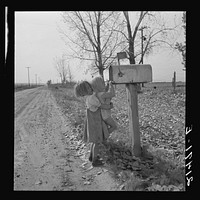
91, 76, 104, 92
74, 81, 92, 98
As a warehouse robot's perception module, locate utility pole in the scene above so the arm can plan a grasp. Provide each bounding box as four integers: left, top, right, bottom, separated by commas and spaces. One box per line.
26, 67, 31, 87
35, 74, 37, 86
141, 28, 144, 64
139, 26, 148, 87
139, 26, 148, 64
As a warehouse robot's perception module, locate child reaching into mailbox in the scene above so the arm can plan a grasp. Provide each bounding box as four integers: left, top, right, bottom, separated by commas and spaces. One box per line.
91, 76, 117, 134
74, 80, 112, 166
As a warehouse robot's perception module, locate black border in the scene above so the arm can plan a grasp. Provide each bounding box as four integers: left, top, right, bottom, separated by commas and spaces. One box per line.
4, 6, 198, 196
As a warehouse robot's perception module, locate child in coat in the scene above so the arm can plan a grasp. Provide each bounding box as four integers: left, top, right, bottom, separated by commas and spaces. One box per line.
91, 76, 117, 134
74, 80, 112, 166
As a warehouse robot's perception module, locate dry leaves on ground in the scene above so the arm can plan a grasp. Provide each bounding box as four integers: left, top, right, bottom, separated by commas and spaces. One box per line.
49, 82, 185, 191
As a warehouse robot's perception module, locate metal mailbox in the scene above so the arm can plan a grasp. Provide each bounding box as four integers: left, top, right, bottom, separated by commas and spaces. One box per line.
109, 64, 152, 84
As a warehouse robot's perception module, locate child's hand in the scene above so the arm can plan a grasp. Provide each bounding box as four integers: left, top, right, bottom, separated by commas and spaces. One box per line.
105, 82, 109, 92
109, 81, 114, 86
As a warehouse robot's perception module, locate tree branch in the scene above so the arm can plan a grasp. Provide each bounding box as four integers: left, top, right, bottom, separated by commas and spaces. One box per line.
88, 12, 98, 45
123, 11, 132, 40
70, 54, 96, 61
63, 31, 96, 53
132, 11, 148, 40
100, 12, 114, 26
101, 13, 123, 53
111, 29, 129, 41
75, 11, 98, 50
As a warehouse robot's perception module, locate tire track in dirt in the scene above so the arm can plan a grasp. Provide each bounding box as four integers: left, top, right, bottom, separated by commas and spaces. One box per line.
14, 86, 72, 190
14, 88, 45, 155
15, 88, 41, 118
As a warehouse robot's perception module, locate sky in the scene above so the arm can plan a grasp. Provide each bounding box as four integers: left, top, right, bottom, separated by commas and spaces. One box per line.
13, 11, 185, 84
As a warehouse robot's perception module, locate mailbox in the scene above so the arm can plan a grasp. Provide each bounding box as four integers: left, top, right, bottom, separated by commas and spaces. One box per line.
109, 64, 152, 84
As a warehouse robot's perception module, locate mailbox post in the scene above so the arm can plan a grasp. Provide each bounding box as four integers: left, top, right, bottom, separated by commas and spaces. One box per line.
126, 83, 141, 156
109, 64, 152, 157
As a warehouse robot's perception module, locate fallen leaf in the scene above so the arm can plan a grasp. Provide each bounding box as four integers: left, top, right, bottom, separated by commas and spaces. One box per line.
35, 180, 42, 185
83, 181, 91, 185
85, 166, 93, 171
81, 162, 88, 167
97, 171, 102, 175
119, 184, 125, 190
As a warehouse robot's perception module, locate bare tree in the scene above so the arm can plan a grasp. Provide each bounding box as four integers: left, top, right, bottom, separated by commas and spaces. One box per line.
59, 11, 126, 77
67, 63, 73, 83
122, 11, 181, 64
47, 80, 51, 86
54, 55, 68, 84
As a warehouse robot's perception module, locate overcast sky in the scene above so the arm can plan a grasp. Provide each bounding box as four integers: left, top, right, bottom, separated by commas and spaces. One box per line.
14, 11, 185, 84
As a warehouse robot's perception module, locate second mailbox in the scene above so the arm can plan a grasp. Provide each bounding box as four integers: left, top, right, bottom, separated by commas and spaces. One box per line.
109, 64, 152, 84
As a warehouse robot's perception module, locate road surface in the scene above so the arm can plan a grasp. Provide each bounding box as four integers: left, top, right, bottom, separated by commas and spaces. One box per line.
14, 86, 118, 191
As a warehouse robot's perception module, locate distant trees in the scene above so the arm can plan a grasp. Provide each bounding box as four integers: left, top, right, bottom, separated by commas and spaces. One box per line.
54, 55, 73, 84
47, 80, 51, 86
67, 64, 73, 83
54, 55, 68, 84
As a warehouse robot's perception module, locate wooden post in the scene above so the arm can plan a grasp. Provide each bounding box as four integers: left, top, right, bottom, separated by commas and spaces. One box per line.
109, 64, 152, 157
172, 71, 176, 92
126, 83, 141, 157
174, 71, 176, 92
117, 57, 120, 65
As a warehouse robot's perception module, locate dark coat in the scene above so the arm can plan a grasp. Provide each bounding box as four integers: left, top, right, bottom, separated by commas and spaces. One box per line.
84, 108, 109, 144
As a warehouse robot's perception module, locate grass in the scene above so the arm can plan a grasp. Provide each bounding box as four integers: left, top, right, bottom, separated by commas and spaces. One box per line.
49, 82, 185, 191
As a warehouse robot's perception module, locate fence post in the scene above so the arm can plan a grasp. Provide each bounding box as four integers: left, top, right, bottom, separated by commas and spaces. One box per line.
172, 71, 176, 92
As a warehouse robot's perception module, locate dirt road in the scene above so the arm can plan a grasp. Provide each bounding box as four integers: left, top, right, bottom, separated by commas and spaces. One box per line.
14, 86, 119, 191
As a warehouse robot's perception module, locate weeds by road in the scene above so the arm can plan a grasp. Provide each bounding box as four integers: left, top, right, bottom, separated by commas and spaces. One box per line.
49, 82, 185, 191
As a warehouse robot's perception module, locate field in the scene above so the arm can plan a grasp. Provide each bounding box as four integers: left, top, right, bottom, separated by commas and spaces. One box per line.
49, 81, 185, 191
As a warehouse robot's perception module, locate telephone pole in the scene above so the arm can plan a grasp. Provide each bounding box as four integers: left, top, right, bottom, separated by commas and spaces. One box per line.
139, 26, 148, 87
26, 67, 31, 87
140, 28, 144, 64
139, 26, 148, 64
35, 74, 37, 86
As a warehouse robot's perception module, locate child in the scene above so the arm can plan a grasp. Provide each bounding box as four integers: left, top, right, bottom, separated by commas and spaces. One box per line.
74, 80, 112, 166
91, 76, 117, 134
74, 80, 99, 111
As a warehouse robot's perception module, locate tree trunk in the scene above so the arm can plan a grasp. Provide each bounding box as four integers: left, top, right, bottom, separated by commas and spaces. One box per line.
96, 12, 104, 80
98, 66, 104, 79
128, 39, 141, 92
129, 40, 135, 65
